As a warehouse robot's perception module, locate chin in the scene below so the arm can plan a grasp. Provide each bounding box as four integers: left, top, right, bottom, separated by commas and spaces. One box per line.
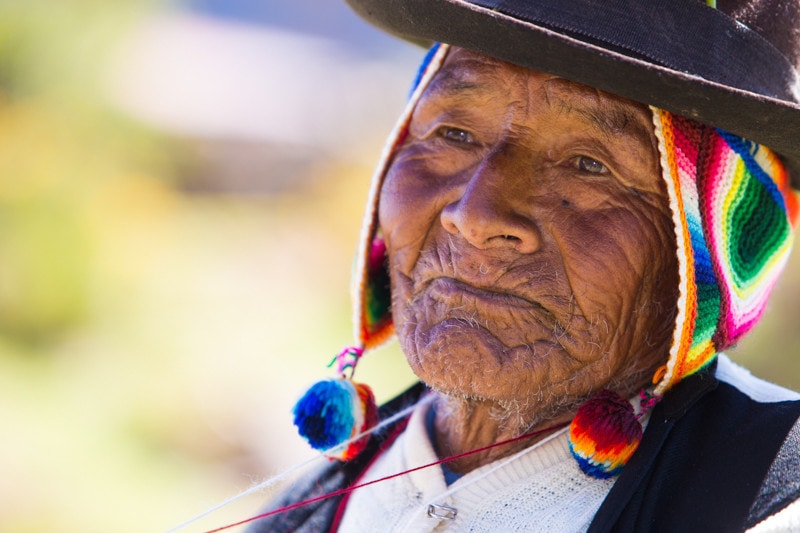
403, 327, 541, 401
408, 330, 618, 425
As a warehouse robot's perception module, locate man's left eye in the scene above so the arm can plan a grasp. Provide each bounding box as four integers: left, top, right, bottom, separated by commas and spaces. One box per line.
438, 126, 475, 144
575, 156, 609, 175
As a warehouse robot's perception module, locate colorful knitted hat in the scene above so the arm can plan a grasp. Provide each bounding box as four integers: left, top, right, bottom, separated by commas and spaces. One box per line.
292, 43, 798, 475
570, 108, 797, 476
291, 46, 444, 461
650, 109, 798, 395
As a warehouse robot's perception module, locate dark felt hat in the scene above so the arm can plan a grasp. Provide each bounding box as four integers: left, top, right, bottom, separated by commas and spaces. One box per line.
345, 0, 800, 186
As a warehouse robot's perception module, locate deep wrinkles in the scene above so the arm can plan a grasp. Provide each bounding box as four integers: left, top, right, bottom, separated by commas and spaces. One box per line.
392, 229, 674, 422
409, 283, 567, 352
401, 241, 588, 354
396, 283, 598, 378
411, 236, 568, 307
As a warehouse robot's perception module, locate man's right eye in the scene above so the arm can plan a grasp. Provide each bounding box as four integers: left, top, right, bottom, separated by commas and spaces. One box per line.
437, 126, 474, 144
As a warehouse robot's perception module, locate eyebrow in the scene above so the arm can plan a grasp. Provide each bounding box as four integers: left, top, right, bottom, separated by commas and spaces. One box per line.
426, 58, 503, 100
427, 58, 655, 146
572, 104, 654, 143
536, 75, 648, 139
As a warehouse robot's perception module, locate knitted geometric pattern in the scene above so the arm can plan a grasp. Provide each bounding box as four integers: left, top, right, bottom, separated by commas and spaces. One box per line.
360, 238, 393, 348
652, 109, 798, 394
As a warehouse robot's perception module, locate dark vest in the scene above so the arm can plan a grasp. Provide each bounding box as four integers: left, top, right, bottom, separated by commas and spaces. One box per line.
249, 372, 800, 532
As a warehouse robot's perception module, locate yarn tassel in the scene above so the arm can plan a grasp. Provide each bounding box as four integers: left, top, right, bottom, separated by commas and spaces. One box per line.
292, 347, 378, 461
568, 390, 645, 479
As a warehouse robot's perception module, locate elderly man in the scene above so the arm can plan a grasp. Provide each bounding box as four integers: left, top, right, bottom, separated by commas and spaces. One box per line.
252, 0, 800, 531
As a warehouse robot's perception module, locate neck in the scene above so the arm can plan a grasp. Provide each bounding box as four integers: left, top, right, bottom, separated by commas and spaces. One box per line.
430, 393, 574, 474
428, 365, 659, 474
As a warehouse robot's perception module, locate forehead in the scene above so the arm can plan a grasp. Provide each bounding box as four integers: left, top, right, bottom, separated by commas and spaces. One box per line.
426, 47, 655, 144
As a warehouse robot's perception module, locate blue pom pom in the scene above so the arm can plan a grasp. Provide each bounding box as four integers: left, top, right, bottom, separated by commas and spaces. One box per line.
293, 378, 357, 451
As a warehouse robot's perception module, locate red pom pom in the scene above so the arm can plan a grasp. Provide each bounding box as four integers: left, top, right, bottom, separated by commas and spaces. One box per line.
340, 382, 378, 460
568, 390, 643, 478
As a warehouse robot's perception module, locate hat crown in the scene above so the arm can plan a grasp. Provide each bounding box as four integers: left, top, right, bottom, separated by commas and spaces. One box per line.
346, 0, 800, 184
720, 0, 800, 68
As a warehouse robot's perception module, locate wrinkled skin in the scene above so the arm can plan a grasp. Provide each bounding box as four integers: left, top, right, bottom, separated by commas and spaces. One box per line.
378, 48, 679, 471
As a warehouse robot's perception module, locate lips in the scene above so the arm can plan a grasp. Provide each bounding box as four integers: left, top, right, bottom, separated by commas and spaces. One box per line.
425, 276, 547, 312
413, 276, 566, 350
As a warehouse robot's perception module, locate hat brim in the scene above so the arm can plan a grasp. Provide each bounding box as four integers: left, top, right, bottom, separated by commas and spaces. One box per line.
346, 0, 800, 187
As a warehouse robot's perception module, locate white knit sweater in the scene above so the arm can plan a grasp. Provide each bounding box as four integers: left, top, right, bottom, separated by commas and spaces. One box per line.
338, 355, 799, 532
338, 400, 616, 532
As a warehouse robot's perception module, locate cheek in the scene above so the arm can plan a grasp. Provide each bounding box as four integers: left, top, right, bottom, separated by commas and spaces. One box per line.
560, 205, 676, 330
378, 160, 451, 274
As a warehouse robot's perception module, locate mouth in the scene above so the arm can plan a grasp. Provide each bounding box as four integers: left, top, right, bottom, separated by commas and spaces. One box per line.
414, 276, 571, 352
425, 277, 547, 312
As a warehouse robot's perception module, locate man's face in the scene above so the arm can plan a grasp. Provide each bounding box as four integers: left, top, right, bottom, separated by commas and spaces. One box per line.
378, 48, 678, 413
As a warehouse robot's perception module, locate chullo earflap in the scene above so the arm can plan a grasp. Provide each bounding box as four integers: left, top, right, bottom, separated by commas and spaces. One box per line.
291, 44, 448, 460
568, 109, 796, 477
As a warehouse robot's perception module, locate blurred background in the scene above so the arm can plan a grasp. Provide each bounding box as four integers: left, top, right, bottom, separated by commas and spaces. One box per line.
0, 1, 797, 532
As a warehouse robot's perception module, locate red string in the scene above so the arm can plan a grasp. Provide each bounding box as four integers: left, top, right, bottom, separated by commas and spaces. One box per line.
203, 421, 568, 532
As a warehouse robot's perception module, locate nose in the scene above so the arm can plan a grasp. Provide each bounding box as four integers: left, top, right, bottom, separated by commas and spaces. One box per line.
440, 145, 542, 253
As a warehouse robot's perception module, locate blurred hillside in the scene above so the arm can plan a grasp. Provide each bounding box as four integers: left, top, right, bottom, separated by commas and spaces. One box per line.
0, 2, 796, 532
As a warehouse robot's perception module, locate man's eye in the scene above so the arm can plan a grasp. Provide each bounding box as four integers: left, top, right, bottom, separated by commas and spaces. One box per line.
437, 126, 474, 144
575, 156, 609, 175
